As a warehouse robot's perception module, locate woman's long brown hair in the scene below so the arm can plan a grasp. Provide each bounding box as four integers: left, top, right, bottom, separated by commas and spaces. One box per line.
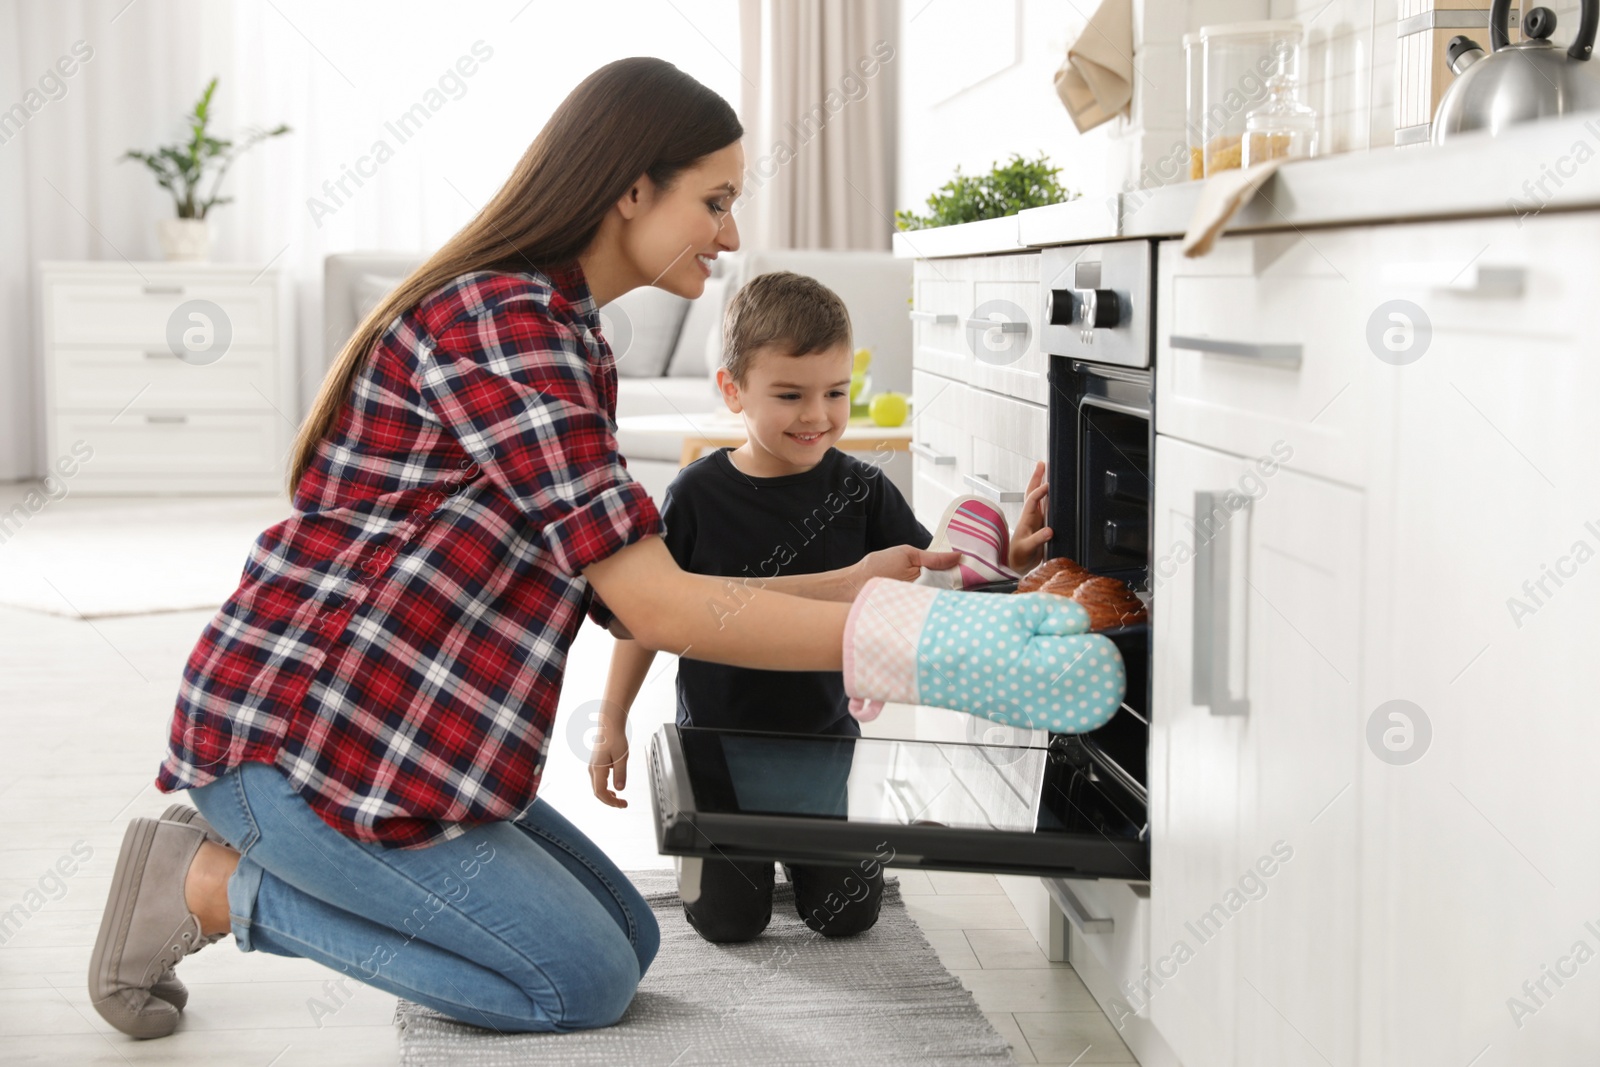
288, 57, 742, 496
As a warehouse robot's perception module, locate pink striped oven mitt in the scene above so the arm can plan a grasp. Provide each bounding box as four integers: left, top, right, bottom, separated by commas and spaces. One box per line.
915, 496, 1020, 590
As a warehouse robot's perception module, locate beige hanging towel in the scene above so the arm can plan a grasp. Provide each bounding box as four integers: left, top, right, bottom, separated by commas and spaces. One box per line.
1180, 158, 1288, 258
1053, 0, 1135, 133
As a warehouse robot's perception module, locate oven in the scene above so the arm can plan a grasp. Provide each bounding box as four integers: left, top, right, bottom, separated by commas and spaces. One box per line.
645, 239, 1158, 885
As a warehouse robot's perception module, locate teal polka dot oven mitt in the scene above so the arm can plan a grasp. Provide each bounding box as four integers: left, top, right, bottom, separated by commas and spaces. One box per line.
843, 577, 1126, 733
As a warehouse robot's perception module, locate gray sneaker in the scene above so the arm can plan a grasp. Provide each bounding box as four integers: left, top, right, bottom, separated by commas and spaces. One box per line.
146, 804, 228, 1012
89, 817, 225, 1039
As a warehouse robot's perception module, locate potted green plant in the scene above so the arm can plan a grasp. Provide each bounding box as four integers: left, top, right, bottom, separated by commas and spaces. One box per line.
122, 77, 290, 261
895, 152, 1075, 231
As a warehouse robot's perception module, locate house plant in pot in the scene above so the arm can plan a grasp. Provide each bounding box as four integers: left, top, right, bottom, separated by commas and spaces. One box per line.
122, 77, 290, 261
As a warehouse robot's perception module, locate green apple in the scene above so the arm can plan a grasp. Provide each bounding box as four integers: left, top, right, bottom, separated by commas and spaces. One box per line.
869, 391, 908, 427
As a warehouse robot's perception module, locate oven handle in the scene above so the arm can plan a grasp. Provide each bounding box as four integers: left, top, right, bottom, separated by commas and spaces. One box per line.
909, 310, 958, 325
963, 473, 1024, 503
1170, 334, 1302, 369
910, 441, 957, 465
1192, 490, 1251, 717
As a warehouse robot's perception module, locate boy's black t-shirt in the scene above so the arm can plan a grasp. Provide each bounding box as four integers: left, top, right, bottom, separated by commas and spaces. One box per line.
660, 446, 932, 736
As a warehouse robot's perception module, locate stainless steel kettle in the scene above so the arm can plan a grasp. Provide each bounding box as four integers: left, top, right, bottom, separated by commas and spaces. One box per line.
1432, 0, 1600, 144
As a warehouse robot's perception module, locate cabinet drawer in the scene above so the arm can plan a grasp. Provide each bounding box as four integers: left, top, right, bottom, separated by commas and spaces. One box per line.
910, 370, 967, 492
50, 347, 280, 412
1058, 878, 1150, 994
912, 253, 1042, 394
1367, 211, 1584, 342
911, 462, 960, 537
965, 388, 1047, 532
47, 280, 279, 348
1156, 230, 1374, 486
967, 260, 1045, 405
52, 411, 283, 477
912, 260, 969, 381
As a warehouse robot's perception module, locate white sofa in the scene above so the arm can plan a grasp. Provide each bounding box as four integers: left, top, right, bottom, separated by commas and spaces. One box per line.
323, 249, 913, 501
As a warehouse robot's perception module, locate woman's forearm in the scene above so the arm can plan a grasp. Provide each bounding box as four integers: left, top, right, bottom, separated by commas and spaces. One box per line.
583, 537, 849, 671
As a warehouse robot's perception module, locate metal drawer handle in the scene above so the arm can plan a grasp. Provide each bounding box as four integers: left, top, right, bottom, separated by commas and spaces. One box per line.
145, 414, 189, 424
1378, 261, 1527, 297
909, 310, 957, 325
910, 442, 956, 465
142, 285, 185, 295
1170, 334, 1302, 369
1192, 490, 1250, 717
963, 473, 1023, 503
144, 350, 174, 360
964, 316, 1028, 334
1046, 879, 1114, 934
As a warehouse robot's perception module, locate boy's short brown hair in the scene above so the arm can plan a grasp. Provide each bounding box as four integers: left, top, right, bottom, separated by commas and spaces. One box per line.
719, 271, 852, 383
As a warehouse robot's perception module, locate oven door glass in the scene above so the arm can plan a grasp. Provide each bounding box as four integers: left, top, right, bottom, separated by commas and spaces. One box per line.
648, 724, 1150, 880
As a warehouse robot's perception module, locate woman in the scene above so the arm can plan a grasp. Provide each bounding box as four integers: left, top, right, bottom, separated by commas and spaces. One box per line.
88, 57, 1123, 1040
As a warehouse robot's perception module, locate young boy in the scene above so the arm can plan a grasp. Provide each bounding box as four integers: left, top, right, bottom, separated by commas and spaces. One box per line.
590, 270, 1050, 943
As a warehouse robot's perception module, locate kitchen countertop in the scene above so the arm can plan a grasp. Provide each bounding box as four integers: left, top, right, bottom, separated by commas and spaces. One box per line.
892, 110, 1600, 257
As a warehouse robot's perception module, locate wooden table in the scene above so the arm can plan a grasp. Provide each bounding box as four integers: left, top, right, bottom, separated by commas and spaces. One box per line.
616, 412, 913, 467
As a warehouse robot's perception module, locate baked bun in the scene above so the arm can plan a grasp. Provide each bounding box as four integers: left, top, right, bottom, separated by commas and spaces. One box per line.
1041, 569, 1094, 598
1017, 557, 1088, 594
1071, 576, 1149, 630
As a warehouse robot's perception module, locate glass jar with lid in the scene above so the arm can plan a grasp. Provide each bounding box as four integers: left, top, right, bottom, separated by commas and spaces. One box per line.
1200, 21, 1303, 176
1243, 74, 1319, 165
1184, 33, 1204, 180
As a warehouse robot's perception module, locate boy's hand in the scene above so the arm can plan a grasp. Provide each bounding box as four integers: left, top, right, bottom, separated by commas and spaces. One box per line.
1008, 461, 1052, 573
853, 545, 962, 586
589, 712, 631, 808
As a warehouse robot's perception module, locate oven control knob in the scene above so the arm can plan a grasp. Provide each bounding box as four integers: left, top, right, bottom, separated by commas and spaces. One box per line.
1076, 288, 1121, 329
1047, 289, 1074, 325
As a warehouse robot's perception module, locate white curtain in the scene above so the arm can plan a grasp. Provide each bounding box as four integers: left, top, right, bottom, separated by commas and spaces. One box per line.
736, 0, 899, 252
0, 0, 740, 483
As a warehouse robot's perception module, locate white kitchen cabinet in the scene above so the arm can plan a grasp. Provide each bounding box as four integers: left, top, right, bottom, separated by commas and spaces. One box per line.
965, 386, 1047, 534
910, 368, 968, 498
1356, 211, 1600, 1066
911, 252, 1044, 402
1155, 230, 1376, 488
40, 262, 294, 494
1060, 880, 1185, 1067
1150, 434, 1363, 1067
967, 252, 1046, 405
907, 205, 1600, 1067
909, 367, 1047, 541
911, 259, 970, 382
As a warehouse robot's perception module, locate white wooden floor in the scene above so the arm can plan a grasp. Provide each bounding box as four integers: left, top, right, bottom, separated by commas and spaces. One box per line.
0, 492, 1133, 1065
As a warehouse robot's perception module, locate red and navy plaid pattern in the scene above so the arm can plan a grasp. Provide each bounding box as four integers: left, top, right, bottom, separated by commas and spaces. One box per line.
156, 263, 661, 848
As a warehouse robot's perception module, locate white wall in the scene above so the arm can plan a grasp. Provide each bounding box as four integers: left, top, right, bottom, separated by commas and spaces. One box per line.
894, 0, 1407, 219
1272, 0, 1400, 153
895, 0, 1113, 219
0, 0, 742, 483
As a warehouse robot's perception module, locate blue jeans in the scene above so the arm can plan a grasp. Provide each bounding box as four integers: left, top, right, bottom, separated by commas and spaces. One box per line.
188, 761, 660, 1032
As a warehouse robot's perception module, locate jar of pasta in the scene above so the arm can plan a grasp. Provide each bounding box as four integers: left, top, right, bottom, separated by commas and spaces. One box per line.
1184, 33, 1204, 180
1200, 21, 1303, 177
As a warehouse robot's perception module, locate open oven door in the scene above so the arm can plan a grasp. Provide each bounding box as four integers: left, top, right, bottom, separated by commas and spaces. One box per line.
646, 719, 1150, 881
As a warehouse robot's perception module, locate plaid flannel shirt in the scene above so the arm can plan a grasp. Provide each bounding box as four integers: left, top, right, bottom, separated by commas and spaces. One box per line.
156, 263, 661, 848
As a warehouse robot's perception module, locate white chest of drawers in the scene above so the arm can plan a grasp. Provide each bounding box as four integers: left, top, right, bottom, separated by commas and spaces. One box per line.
39, 262, 295, 495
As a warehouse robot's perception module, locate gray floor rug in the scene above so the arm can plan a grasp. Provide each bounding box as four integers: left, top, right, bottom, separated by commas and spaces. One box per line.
394, 869, 1015, 1066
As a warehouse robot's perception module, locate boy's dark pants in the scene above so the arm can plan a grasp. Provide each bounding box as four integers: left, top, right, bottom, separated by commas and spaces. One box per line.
680, 857, 884, 942
676, 729, 882, 942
